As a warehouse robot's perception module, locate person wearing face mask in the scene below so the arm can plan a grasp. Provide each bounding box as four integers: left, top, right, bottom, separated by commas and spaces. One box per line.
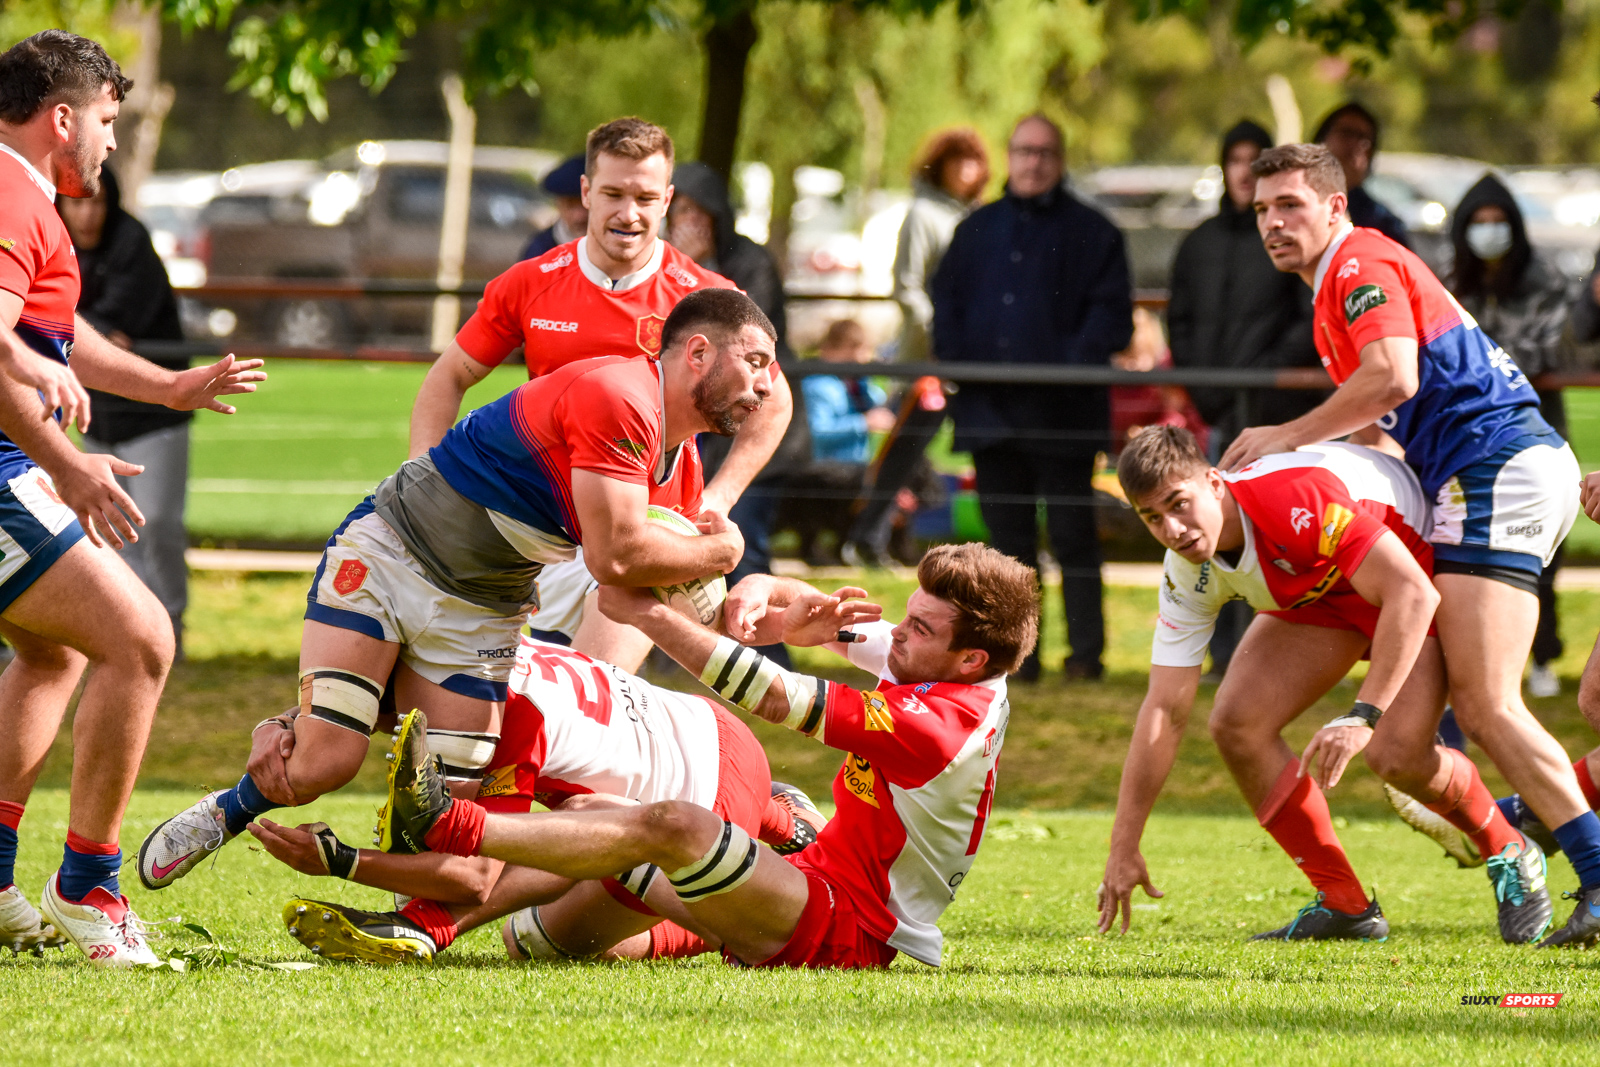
1165, 120, 1325, 678
1447, 173, 1575, 700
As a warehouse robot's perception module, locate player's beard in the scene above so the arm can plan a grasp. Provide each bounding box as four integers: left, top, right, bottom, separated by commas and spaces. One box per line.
692, 360, 761, 437
63, 132, 102, 197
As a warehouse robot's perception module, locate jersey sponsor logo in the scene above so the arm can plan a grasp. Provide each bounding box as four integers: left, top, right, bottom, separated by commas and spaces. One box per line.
863, 690, 894, 732
1344, 283, 1388, 324
636, 313, 665, 354
841, 752, 879, 807
665, 264, 699, 288
0, 238, 14, 251
539, 250, 573, 272
1506, 522, 1544, 537
332, 558, 369, 596
1319, 502, 1354, 557
1336, 257, 1359, 280
530, 317, 579, 333
477, 647, 518, 659
1193, 560, 1211, 594
1486, 346, 1529, 389
1290, 507, 1314, 534
610, 437, 648, 465
1289, 565, 1343, 609
478, 764, 518, 798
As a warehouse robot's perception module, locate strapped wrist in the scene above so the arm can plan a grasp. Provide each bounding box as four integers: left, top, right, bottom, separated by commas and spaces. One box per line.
1324, 701, 1383, 731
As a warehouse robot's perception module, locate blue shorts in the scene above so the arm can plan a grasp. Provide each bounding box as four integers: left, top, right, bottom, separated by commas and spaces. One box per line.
0, 464, 86, 612
1429, 430, 1578, 581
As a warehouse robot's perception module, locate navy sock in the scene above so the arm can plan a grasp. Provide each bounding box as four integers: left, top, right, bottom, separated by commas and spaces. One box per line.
1436, 708, 1469, 754
1552, 810, 1600, 889
0, 823, 15, 890
59, 838, 120, 900
221, 773, 283, 836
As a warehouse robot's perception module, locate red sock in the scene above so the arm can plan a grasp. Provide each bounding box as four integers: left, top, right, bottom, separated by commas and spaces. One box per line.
422, 800, 486, 857
756, 796, 794, 847
399, 898, 458, 952
0, 801, 23, 832
65, 830, 118, 855
1575, 759, 1600, 812
1424, 747, 1522, 857
1255, 760, 1369, 915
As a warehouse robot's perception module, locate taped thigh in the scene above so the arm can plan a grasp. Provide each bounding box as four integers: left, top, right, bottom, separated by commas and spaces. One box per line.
426, 729, 500, 783
299, 669, 385, 736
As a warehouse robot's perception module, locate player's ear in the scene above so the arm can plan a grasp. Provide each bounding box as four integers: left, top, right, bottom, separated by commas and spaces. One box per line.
1329, 190, 1348, 224
579, 173, 591, 210
1205, 467, 1226, 496
958, 647, 989, 681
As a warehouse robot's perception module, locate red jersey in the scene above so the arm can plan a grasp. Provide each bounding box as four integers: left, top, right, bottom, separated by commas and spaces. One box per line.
794, 621, 1010, 966
430, 356, 703, 548
1152, 443, 1431, 667
455, 237, 736, 375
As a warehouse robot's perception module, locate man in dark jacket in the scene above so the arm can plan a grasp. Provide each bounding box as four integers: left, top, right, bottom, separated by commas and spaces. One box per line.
1314, 102, 1409, 248
518, 154, 586, 262
932, 113, 1133, 681
56, 167, 190, 653
1167, 120, 1325, 675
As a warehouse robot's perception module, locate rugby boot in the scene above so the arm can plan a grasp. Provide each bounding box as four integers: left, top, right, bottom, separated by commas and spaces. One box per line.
1497, 794, 1560, 858
1485, 836, 1553, 944
1383, 784, 1482, 869
1250, 894, 1388, 942
1539, 884, 1600, 948
283, 898, 435, 964
766, 782, 827, 856
375, 710, 451, 854
138, 789, 233, 890
40, 873, 160, 968
0, 884, 64, 955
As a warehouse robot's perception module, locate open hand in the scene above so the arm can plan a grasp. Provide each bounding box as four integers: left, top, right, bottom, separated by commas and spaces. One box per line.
780, 586, 883, 648
1220, 425, 1300, 472
1299, 724, 1372, 791
166, 353, 267, 414
1097, 848, 1163, 934
247, 819, 325, 876
53, 452, 144, 548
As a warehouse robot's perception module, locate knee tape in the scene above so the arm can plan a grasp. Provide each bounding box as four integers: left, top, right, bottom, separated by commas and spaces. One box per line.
513, 906, 591, 962
668, 821, 759, 903
615, 862, 659, 900
299, 669, 384, 736
425, 730, 500, 782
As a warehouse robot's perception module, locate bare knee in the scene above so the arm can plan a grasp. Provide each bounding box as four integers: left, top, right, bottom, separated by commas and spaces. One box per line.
1364, 736, 1432, 792
1208, 703, 1256, 758
100, 609, 175, 681
638, 800, 722, 870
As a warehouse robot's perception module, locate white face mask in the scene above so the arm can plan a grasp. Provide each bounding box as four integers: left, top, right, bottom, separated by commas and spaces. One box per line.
1466, 221, 1513, 261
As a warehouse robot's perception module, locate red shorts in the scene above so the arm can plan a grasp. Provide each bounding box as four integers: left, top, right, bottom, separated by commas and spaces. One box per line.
647, 852, 897, 970
1264, 588, 1437, 647
603, 703, 772, 916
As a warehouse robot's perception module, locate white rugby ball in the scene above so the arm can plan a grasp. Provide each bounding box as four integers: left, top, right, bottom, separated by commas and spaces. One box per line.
646, 505, 728, 625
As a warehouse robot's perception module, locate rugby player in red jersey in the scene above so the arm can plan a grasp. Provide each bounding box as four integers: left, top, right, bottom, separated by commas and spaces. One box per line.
373, 543, 1035, 971
407, 117, 793, 671
1098, 428, 1551, 943
139, 289, 769, 894
1221, 144, 1600, 947
0, 32, 266, 967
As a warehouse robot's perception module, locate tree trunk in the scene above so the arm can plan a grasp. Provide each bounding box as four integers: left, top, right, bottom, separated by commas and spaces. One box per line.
111, 2, 174, 203
697, 6, 759, 182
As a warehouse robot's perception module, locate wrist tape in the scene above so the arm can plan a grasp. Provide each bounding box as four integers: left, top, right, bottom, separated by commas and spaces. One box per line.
700, 636, 827, 739
307, 822, 359, 880
1324, 700, 1384, 731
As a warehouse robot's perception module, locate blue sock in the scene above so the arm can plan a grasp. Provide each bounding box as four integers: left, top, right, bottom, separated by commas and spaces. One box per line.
221, 773, 283, 836
59, 840, 120, 900
0, 823, 15, 890
1436, 707, 1469, 753
1552, 811, 1600, 889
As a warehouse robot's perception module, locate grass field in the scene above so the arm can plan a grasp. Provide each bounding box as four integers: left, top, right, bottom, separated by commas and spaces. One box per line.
7, 569, 1600, 1063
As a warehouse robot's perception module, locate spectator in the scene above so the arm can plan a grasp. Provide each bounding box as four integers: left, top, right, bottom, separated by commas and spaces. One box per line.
842, 128, 987, 566
932, 113, 1133, 681
519, 154, 586, 261
1313, 102, 1409, 248
56, 168, 190, 655
1166, 119, 1324, 676
1110, 307, 1208, 454
803, 319, 895, 462
1448, 173, 1574, 698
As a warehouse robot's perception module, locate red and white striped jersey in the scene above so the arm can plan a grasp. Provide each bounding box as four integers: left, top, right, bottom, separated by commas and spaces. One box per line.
803, 620, 1010, 966
475, 636, 722, 813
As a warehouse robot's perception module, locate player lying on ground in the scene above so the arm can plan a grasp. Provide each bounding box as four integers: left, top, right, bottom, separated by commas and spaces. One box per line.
139, 288, 772, 892
409, 118, 794, 673
0, 32, 267, 967
1097, 428, 1552, 943
1223, 142, 1600, 947
245, 609, 863, 963
372, 543, 1035, 970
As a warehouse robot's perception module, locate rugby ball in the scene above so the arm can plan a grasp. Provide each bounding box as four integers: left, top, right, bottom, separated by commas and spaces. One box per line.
646, 505, 728, 625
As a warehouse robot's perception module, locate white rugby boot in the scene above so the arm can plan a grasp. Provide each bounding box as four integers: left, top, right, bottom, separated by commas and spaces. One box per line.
40, 873, 160, 967
0, 883, 65, 955
137, 790, 233, 890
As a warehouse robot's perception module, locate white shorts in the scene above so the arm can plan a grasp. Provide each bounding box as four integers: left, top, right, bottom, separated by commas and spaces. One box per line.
306, 504, 523, 701
528, 552, 599, 643
1429, 435, 1578, 580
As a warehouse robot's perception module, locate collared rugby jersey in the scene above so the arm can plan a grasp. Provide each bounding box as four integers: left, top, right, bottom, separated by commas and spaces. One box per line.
1311, 225, 1546, 496
1152, 443, 1431, 667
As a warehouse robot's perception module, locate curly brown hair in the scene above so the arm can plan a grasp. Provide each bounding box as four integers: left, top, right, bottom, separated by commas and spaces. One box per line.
916, 543, 1038, 678
586, 117, 674, 176
913, 127, 990, 197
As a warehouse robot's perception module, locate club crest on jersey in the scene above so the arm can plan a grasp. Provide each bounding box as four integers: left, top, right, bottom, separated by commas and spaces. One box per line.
636, 313, 665, 354
610, 437, 647, 465
478, 765, 518, 798
841, 753, 879, 807
1290, 507, 1313, 534
1344, 284, 1387, 324
665, 264, 699, 287
1336, 257, 1359, 280
332, 559, 369, 596
1319, 502, 1354, 556
863, 690, 894, 732
539, 250, 573, 272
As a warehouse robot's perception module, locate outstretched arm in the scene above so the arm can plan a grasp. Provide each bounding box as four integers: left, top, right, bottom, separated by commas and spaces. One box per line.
69, 316, 266, 414
249, 818, 505, 906
1098, 665, 1200, 934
